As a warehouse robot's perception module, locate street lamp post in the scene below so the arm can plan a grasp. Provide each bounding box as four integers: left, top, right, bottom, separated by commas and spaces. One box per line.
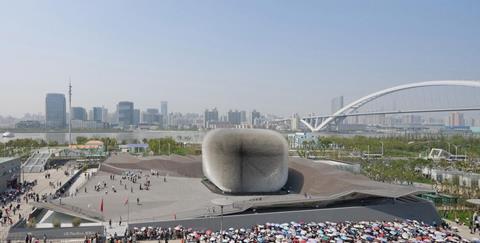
380, 142, 384, 157
220, 205, 224, 231
2, 138, 6, 157
211, 198, 233, 233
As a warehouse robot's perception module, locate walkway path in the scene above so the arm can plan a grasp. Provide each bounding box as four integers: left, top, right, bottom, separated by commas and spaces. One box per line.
137, 241, 181, 243
0, 166, 73, 241
104, 222, 127, 238
444, 219, 479, 241
66, 168, 97, 196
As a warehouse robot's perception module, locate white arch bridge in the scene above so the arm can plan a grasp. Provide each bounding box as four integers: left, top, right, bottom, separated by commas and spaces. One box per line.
301, 80, 480, 132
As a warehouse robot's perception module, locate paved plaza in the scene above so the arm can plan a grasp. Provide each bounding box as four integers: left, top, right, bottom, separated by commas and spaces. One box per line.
58, 155, 437, 227
4, 155, 455, 241
60, 171, 301, 224
0, 166, 73, 240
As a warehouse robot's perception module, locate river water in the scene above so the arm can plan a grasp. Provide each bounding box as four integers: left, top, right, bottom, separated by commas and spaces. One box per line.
2, 130, 206, 144
2, 130, 407, 145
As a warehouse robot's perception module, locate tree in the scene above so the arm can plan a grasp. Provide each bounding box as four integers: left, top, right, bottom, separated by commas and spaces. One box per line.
148, 139, 160, 154
27, 218, 36, 228
72, 217, 81, 227
76, 136, 88, 145
145, 137, 195, 156
52, 218, 61, 228
48, 141, 59, 147
100, 137, 118, 152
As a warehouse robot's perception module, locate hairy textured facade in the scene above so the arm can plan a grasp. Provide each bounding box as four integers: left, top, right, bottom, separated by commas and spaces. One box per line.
202, 129, 288, 193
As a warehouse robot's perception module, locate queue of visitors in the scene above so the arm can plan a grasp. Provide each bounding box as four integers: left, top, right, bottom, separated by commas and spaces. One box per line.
122, 171, 142, 184
92, 171, 158, 196
0, 181, 38, 226
1, 181, 35, 206
121, 220, 461, 242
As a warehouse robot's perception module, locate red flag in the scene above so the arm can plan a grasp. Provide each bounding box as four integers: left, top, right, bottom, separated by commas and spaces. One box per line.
124, 197, 128, 206
100, 198, 104, 212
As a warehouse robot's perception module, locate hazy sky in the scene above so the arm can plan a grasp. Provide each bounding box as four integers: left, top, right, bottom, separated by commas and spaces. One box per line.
1, 1, 479, 117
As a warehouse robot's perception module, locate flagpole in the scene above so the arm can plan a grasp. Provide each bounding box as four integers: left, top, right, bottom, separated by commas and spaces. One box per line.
127, 196, 130, 224
100, 197, 104, 234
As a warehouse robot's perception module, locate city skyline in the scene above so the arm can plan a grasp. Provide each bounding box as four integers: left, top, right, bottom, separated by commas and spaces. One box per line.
0, 83, 284, 118
1, 1, 480, 117
0, 2, 479, 241
1, 86, 480, 123
6, 92, 480, 128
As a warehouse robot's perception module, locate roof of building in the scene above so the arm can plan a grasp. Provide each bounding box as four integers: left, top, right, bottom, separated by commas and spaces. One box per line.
101, 154, 430, 199
69, 145, 103, 150
467, 199, 480, 206
0, 157, 19, 164
85, 140, 104, 146
119, 144, 149, 148
58, 155, 436, 225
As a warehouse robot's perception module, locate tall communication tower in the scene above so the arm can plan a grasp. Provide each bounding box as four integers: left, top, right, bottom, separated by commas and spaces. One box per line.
68, 80, 72, 146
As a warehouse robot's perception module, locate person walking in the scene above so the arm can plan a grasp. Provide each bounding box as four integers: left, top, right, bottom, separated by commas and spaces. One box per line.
473, 211, 480, 233
165, 230, 169, 243
472, 211, 478, 233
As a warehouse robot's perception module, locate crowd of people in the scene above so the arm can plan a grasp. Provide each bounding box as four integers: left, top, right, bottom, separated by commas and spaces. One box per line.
81, 232, 102, 243
47, 180, 62, 189
120, 220, 462, 242
122, 170, 145, 184
0, 181, 37, 226
1, 181, 35, 206
0, 201, 22, 225
91, 171, 160, 196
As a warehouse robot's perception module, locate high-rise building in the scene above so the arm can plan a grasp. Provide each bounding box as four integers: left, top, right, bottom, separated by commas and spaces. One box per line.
228, 110, 242, 125
161, 101, 168, 127
92, 107, 104, 122
331, 96, 344, 114
475, 118, 480, 127
168, 112, 202, 130
361, 114, 385, 126
251, 110, 261, 126
117, 101, 134, 127
449, 112, 465, 127
402, 115, 422, 125
468, 118, 476, 127
240, 111, 247, 123
102, 107, 109, 123
204, 108, 219, 128
291, 113, 300, 131
45, 93, 66, 129
143, 108, 162, 124
71, 107, 87, 121
425, 117, 444, 125
133, 109, 141, 126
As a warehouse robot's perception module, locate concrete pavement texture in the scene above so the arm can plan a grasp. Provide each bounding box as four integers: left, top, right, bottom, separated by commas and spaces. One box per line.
58, 154, 435, 225
0, 166, 74, 241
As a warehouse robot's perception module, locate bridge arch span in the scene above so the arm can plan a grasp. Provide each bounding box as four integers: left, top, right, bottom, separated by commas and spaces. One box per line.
303, 80, 480, 132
